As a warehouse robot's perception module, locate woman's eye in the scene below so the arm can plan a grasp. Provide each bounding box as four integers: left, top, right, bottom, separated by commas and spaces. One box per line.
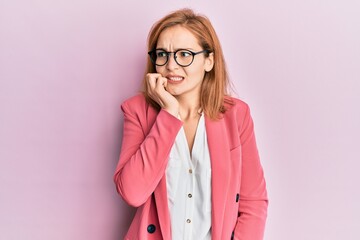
179, 51, 191, 57
156, 51, 167, 57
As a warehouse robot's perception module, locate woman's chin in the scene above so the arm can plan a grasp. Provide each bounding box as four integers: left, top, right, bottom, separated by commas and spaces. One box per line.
165, 87, 180, 96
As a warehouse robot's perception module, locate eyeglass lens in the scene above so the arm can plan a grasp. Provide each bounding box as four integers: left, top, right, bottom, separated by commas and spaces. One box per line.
154, 50, 194, 67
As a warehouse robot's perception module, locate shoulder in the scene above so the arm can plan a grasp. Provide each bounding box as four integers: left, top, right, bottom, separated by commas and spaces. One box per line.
221, 96, 255, 131
120, 93, 159, 120
120, 93, 149, 116
223, 96, 251, 117
220, 97, 257, 143
122, 93, 147, 106
121, 93, 148, 111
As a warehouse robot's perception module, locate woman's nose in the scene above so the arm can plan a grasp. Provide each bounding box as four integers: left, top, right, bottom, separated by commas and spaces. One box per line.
166, 53, 179, 70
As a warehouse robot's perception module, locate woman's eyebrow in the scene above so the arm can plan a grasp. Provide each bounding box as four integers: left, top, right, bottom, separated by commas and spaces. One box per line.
155, 47, 196, 51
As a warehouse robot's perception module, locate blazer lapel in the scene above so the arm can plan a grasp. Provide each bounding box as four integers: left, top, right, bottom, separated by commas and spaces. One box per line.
205, 116, 231, 239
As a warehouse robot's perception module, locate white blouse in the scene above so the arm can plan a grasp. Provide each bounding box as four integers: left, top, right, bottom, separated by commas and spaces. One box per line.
165, 114, 212, 240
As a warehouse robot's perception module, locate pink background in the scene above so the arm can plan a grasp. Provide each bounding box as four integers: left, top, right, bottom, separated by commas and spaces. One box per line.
1, 0, 359, 239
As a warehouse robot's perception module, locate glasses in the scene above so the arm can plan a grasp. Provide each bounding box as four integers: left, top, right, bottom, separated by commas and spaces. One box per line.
148, 49, 209, 67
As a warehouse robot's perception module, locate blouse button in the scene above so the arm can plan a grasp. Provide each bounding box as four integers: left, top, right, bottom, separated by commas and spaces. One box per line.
188, 193, 192, 198
188, 169, 193, 174
186, 219, 191, 223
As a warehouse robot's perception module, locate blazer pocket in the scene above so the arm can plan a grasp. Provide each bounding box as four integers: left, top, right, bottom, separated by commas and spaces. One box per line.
229, 146, 242, 191
230, 145, 242, 162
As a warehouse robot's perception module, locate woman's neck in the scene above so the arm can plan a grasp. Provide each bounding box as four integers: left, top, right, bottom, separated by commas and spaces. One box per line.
176, 95, 201, 121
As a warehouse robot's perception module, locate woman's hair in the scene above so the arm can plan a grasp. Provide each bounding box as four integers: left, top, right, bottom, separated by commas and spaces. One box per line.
142, 8, 232, 119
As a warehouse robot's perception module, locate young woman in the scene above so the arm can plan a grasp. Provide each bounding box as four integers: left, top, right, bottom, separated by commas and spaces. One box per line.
114, 8, 268, 240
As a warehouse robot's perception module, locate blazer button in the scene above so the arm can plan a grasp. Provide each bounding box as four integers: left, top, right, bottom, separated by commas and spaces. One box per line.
236, 193, 240, 202
147, 224, 156, 234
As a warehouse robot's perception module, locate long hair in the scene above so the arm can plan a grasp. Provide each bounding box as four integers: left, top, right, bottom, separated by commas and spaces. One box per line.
143, 8, 232, 119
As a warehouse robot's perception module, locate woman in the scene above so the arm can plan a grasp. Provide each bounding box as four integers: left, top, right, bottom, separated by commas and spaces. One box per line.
114, 8, 268, 240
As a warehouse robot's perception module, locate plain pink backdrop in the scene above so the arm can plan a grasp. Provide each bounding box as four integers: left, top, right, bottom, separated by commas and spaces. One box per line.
1, 0, 359, 239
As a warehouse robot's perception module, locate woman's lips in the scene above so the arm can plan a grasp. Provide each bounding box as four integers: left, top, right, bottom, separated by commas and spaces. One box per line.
166, 76, 184, 84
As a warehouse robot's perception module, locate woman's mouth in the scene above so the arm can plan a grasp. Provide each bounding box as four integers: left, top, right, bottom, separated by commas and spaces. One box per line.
166, 76, 184, 84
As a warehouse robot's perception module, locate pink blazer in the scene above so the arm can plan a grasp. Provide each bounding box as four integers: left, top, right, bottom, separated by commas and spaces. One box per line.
114, 94, 268, 240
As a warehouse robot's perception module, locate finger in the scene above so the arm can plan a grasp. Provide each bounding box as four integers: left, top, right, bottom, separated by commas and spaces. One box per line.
146, 73, 162, 84
147, 76, 156, 91
147, 73, 162, 91
155, 77, 167, 91
146, 73, 162, 78
146, 73, 162, 82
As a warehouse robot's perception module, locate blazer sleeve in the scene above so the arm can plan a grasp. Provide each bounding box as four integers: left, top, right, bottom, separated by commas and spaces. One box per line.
113, 99, 183, 207
234, 103, 268, 240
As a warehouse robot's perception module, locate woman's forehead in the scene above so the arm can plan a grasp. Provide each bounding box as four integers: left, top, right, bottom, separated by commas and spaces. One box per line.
156, 25, 201, 49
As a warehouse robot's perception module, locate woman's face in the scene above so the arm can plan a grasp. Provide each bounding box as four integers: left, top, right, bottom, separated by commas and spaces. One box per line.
155, 25, 214, 99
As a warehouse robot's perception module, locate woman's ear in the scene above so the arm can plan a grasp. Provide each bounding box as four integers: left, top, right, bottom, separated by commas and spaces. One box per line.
205, 52, 214, 72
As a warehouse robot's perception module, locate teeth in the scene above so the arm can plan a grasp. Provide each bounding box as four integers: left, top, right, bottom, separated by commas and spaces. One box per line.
168, 77, 183, 81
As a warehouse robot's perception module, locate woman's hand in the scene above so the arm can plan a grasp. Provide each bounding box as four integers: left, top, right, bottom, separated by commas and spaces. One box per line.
146, 73, 179, 117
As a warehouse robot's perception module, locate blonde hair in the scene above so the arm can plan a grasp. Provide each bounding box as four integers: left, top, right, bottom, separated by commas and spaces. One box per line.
143, 8, 232, 119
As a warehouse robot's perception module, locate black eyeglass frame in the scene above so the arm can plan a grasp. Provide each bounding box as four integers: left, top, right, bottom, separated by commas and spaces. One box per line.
148, 49, 210, 67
